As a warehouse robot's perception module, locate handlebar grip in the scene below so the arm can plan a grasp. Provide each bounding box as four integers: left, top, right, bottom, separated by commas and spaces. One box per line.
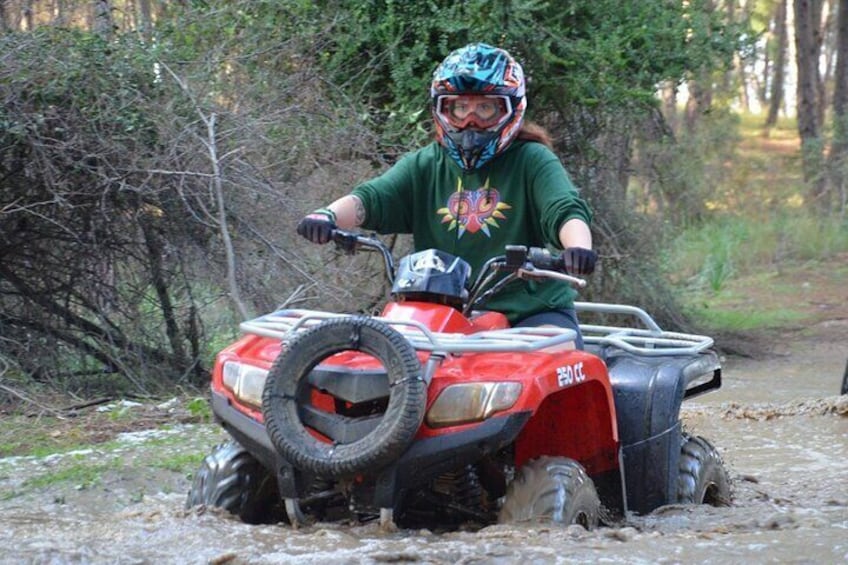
528, 248, 565, 271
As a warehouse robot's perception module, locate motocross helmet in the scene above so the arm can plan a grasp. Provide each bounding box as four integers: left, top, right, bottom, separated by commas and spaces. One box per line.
431, 43, 527, 171
392, 249, 471, 307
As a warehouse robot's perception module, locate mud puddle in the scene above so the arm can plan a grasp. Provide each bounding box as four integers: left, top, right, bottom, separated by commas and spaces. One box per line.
1, 331, 846, 564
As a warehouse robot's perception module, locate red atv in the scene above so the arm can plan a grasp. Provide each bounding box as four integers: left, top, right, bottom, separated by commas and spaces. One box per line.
187, 231, 730, 529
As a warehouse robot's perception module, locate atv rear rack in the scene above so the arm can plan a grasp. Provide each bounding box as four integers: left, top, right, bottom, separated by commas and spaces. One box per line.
240, 303, 713, 357
575, 302, 715, 356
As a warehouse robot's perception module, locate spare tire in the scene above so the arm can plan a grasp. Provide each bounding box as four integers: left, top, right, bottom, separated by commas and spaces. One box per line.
262, 317, 426, 477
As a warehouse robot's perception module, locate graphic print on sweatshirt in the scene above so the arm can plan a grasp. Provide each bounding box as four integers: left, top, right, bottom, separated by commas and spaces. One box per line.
437, 177, 512, 238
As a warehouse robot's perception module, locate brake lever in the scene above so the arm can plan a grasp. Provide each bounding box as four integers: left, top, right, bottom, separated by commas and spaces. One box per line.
517, 267, 587, 288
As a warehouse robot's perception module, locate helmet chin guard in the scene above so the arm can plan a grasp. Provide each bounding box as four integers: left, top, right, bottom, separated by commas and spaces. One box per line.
446, 129, 499, 171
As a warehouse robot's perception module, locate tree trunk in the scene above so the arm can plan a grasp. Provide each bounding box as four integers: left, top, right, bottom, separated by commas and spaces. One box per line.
760, 47, 771, 108
138, 0, 153, 39
723, 0, 738, 94
684, 76, 713, 133
737, 56, 751, 112
23, 0, 34, 30
53, 0, 67, 26
661, 81, 678, 135
828, 0, 848, 214
794, 0, 829, 207
138, 212, 190, 378
823, 0, 839, 89
767, 0, 789, 127
93, 0, 113, 38
832, 0, 848, 121
685, 0, 716, 133
813, 0, 828, 129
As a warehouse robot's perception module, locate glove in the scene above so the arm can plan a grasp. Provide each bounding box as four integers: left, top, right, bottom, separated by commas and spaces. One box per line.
296, 208, 336, 244
562, 247, 598, 275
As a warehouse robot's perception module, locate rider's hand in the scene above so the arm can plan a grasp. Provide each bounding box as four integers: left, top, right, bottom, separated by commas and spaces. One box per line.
296, 209, 337, 244
563, 247, 598, 275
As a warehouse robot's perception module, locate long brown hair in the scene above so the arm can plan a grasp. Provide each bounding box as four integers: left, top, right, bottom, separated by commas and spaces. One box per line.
516, 121, 553, 149
430, 119, 554, 151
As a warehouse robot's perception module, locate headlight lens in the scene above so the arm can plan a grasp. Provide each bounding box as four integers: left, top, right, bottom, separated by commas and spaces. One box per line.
426, 382, 522, 427
222, 361, 268, 408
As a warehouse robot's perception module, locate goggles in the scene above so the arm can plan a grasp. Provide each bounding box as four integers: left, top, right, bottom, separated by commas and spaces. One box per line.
436, 95, 512, 131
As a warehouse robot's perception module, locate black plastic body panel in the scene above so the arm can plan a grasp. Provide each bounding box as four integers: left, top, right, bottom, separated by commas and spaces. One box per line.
211, 391, 278, 471
604, 350, 720, 514
309, 367, 389, 404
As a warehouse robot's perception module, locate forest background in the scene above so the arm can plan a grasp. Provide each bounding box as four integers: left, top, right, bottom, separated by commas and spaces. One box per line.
1, 0, 846, 402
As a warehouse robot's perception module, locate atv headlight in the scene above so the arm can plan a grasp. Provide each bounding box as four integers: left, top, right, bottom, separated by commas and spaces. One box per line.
426, 382, 522, 428
222, 361, 268, 408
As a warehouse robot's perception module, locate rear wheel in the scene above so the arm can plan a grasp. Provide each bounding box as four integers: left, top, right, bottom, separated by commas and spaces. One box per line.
498, 457, 600, 529
677, 434, 731, 506
186, 441, 283, 524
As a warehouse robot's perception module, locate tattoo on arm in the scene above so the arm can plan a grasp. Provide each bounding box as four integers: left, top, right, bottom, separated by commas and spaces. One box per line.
354, 198, 366, 226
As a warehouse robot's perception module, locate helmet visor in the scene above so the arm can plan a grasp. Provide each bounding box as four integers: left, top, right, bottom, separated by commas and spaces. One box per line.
436, 95, 512, 131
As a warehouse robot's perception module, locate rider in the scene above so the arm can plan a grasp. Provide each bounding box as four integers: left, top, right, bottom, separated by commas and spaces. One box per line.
296, 42, 596, 348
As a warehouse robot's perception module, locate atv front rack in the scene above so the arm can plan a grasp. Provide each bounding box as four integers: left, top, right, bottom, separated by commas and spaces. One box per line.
240, 303, 714, 357
240, 309, 579, 355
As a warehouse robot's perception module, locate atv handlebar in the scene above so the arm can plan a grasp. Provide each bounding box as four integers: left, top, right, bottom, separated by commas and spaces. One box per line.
329, 230, 586, 312
504, 245, 586, 288
331, 230, 396, 284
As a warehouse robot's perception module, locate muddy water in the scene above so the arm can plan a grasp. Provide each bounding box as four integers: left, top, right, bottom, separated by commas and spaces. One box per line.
1, 330, 846, 564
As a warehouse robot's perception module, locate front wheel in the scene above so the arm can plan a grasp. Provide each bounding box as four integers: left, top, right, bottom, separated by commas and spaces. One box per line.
677, 434, 731, 506
498, 457, 600, 529
186, 441, 283, 524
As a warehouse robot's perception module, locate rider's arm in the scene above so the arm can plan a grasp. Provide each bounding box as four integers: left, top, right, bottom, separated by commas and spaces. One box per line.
521, 144, 592, 249
558, 217, 592, 250
326, 195, 366, 229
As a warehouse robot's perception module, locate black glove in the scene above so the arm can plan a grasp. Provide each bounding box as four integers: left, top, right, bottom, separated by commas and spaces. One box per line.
296, 209, 336, 244
563, 247, 598, 275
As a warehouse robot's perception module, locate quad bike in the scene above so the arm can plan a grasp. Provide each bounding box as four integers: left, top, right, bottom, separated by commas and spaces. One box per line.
187, 230, 731, 529
842, 357, 848, 395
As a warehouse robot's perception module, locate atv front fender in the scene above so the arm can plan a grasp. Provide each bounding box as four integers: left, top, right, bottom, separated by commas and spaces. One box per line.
606, 350, 721, 514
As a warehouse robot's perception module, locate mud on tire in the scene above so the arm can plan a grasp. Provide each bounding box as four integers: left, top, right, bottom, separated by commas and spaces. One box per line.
498, 456, 601, 529
262, 317, 426, 477
677, 434, 731, 506
186, 441, 282, 524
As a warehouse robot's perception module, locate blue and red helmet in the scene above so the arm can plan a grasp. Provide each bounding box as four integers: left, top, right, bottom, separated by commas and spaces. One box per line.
431, 43, 527, 171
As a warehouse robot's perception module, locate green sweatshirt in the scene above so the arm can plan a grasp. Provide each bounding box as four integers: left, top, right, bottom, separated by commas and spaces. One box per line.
351, 140, 592, 323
